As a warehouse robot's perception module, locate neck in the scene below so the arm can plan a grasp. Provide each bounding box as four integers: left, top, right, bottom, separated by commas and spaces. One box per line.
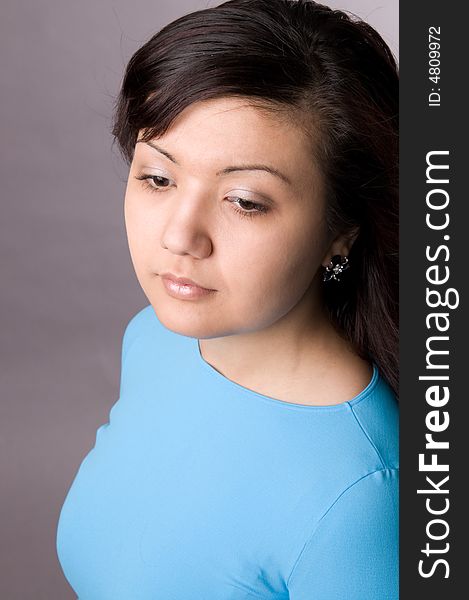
198, 289, 352, 385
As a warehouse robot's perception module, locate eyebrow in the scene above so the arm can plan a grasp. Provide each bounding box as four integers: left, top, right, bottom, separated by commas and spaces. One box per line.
137, 140, 292, 186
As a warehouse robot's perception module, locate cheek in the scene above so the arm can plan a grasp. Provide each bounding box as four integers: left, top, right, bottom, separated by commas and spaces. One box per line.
124, 193, 157, 263
226, 221, 323, 303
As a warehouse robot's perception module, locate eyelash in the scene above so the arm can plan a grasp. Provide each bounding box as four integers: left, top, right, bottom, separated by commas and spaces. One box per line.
134, 174, 268, 219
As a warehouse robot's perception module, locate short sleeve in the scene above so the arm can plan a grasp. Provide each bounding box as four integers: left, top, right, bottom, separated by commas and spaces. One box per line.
287, 468, 399, 600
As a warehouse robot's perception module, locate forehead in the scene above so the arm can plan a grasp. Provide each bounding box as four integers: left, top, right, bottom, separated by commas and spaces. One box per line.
136, 97, 319, 184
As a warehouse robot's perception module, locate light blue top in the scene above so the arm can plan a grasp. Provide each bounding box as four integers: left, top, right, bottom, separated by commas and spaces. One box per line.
56, 304, 399, 599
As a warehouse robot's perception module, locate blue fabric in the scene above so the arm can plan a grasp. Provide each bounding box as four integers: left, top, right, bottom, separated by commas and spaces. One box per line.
56, 304, 399, 599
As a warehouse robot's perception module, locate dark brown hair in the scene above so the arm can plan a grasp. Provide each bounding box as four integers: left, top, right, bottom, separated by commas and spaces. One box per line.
111, 0, 399, 398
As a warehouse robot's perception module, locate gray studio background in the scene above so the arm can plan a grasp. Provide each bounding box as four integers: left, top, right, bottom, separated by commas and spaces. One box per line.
0, 1, 398, 597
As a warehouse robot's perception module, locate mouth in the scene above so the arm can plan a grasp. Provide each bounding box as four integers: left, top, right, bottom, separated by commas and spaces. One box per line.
159, 272, 216, 300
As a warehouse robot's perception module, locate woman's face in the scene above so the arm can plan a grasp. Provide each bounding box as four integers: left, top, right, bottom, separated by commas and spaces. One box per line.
124, 96, 339, 339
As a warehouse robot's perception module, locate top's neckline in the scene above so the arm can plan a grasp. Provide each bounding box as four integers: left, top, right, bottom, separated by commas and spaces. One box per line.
193, 337, 379, 412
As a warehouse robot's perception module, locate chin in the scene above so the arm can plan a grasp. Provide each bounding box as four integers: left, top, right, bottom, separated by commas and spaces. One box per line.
151, 302, 225, 340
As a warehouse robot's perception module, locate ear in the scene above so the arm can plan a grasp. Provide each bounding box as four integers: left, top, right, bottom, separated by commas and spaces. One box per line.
321, 226, 360, 268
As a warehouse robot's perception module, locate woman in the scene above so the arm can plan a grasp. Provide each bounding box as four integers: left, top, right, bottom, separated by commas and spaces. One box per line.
56, 1, 399, 598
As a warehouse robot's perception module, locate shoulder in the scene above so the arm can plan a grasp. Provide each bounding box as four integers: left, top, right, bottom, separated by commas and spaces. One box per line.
121, 304, 160, 360
347, 368, 399, 471
123, 303, 155, 337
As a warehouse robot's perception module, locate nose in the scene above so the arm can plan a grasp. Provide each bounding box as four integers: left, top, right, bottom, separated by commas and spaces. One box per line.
160, 190, 213, 258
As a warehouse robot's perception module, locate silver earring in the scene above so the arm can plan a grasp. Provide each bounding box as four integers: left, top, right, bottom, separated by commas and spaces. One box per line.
323, 255, 350, 282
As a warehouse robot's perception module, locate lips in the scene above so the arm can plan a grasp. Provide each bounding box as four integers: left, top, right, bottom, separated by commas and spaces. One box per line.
160, 272, 215, 291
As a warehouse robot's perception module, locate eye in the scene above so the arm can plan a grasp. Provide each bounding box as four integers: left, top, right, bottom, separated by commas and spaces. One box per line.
134, 173, 173, 192
133, 174, 268, 219
226, 196, 268, 219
